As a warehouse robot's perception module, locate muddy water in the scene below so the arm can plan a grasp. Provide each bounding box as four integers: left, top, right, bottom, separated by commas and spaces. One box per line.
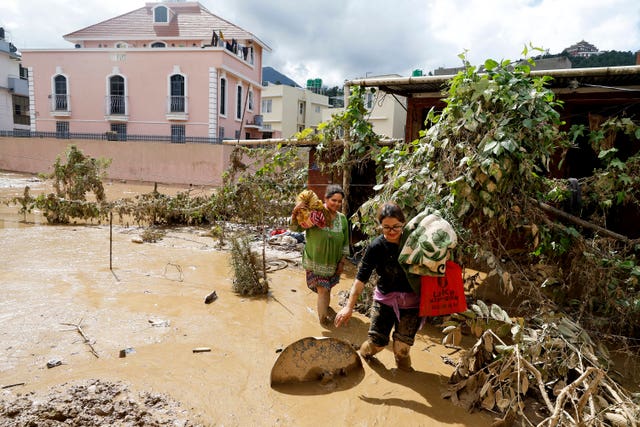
0, 171, 494, 426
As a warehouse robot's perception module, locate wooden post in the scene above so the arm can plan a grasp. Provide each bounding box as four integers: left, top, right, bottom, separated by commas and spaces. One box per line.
109, 211, 113, 271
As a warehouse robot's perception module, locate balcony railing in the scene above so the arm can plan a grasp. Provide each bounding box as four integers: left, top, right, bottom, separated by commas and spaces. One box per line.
203, 37, 254, 65
168, 95, 187, 113
53, 94, 68, 110
50, 94, 71, 115
244, 114, 264, 129
105, 95, 127, 116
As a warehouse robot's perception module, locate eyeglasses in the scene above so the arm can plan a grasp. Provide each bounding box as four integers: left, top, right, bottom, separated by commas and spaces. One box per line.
381, 225, 404, 232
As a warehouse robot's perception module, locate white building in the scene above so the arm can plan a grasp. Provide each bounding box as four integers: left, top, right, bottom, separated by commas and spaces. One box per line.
0, 28, 29, 131
261, 83, 329, 138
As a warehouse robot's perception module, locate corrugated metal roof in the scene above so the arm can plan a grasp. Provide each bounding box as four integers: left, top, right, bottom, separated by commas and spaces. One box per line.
345, 65, 640, 97
63, 1, 270, 51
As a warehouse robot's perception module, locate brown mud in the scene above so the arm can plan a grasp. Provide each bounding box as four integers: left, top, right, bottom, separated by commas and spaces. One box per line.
0, 171, 495, 426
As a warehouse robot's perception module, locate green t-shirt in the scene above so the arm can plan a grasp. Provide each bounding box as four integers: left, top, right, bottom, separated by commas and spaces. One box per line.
298, 212, 349, 277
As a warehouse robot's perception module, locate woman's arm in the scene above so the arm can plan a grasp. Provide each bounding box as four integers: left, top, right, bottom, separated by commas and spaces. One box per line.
334, 279, 365, 327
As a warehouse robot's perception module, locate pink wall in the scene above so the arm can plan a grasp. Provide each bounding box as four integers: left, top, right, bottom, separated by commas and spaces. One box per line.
0, 137, 235, 186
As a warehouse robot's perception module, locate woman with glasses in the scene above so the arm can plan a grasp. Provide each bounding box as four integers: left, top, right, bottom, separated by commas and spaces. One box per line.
335, 202, 420, 372
291, 185, 350, 326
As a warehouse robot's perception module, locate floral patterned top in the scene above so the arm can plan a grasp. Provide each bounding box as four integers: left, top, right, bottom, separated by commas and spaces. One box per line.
292, 212, 349, 277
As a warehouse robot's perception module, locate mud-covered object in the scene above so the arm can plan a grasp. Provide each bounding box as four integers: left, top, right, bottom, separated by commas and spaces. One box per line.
0, 379, 204, 426
398, 208, 457, 277
270, 337, 363, 385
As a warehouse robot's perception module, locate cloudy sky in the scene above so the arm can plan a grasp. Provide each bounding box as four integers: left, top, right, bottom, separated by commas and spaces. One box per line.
1, 0, 639, 87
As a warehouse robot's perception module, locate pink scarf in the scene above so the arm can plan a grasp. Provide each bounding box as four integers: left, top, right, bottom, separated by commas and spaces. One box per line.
373, 288, 420, 322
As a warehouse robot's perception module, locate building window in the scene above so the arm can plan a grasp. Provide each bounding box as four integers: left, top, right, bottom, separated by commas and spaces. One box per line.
12, 95, 30, 125
170, 74, 185, 112
299, 102, 304, 115
109, 75, 125, 114
366, 92, 374, 109
236, 85, 243, 120
56, 121, 69, 139
171, 124, 186, 143
315, 105, 320, 113
247, 90, 254, 111
110, 123, 127, 141
151, 41, 166, 48
19, 65, 28, 80
218, 127, 225, 140
262, 99, 272, 113
219, 77, 227, 116
54, 75, 68, 111
154, 5, 168, 23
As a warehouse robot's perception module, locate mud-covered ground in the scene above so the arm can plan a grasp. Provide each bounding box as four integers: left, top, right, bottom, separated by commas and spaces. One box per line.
0, 171, 498, 426
1, 378, 203, 426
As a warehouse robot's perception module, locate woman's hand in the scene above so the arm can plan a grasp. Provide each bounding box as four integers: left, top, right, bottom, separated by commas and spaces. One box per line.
334, 307, 353, 328
335, 258, 345, 275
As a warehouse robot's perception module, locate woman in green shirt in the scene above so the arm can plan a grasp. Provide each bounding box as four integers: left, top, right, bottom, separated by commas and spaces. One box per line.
291, 185, 350, 326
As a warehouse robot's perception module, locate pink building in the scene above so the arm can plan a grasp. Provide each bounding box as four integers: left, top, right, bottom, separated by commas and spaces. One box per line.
21, 1, 270, 142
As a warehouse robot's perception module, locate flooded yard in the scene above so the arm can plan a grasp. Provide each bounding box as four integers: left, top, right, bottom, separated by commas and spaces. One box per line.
0, 171, 494, 425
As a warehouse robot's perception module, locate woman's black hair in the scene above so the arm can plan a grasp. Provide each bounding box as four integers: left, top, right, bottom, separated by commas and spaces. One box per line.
325, 184, 345, 199
377, 202, 405, 223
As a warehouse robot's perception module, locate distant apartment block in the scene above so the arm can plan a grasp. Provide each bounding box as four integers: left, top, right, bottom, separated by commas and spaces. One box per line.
0, 27, 29, 131
261, 83, 329, 138
20, 1, 270, 142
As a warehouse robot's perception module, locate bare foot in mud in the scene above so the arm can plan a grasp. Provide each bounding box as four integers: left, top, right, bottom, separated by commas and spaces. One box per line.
320, 307, 337, 327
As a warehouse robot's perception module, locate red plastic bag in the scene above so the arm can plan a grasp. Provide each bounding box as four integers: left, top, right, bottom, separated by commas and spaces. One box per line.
419, 261, 467, 317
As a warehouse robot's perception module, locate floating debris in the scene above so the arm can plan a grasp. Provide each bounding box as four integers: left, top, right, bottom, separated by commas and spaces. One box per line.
149, 319, 170, 328
204, 290, 218, 304
119, 347, 135, 358
46, 359, 62, 369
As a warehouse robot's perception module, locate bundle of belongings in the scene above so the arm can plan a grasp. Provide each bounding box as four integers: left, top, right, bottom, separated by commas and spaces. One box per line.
399, 208, 467, 316
291, 190, 327, 229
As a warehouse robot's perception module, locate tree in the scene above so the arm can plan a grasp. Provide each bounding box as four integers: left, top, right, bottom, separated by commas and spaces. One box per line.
361, 47, 640, 338
297, 85, 380, 216
34, 145, 111, 224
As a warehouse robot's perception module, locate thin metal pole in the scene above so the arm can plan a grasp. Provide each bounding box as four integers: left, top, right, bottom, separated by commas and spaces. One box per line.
109, 211, 113, 271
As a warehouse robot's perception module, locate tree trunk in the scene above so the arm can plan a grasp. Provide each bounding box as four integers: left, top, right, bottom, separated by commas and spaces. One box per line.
342, 163, 352, 216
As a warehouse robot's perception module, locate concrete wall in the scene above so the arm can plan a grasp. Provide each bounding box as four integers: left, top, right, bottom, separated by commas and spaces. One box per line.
0, 137, 234, 186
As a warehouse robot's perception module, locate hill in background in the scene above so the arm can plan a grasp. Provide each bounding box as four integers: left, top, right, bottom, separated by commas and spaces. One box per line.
262, 66, 300, 87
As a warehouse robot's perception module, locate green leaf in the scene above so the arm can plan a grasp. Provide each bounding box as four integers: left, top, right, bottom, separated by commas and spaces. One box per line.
598, 147, 618, 159
484, 59, 499, 71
